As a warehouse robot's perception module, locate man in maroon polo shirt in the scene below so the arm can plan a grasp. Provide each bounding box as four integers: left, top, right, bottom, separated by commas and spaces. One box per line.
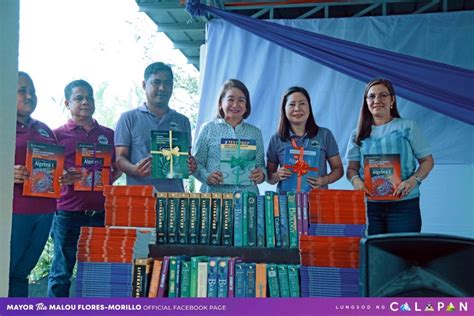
47, 80, 122, 297
11, 71, 58, 297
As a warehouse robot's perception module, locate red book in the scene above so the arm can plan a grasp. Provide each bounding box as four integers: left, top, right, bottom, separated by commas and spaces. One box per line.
74, 143, 113, 191
364, 154, 401, 200
23, 141, 65, 198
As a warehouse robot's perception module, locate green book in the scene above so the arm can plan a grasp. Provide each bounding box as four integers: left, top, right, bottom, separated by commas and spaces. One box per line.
288, 265, 301, 298
190, 256, 208, 297
168, 256, 179, 298
221, 193, 234, 246
233, 192, 243, 247
246, 192, 257, 247
286, 192, 299, 248
199, 193, 212, 245
277, 264, 290, 298
167, 192, 180, 244
155, 192, 168, 245
264, 191, 275, 248
267, 264, 280, 297
209, 193, 223, 246
188, 193, 201, 245
177, 193, 189, 244
220, 138, 256, 185
150, 130, 189, 179
180, 261, 191, 298
242, 191, 249, 247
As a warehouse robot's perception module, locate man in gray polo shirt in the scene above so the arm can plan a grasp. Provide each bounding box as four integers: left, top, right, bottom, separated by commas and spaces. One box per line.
115, 62, 196, 192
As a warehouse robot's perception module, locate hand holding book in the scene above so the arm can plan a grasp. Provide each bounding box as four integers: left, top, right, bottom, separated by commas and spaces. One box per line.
393, 177, 417, 198
134, 156, 152, 177
13, 165, 29, 184
207, 171, 224, 185
249, 167, 265, 184
59, 167, 82, 186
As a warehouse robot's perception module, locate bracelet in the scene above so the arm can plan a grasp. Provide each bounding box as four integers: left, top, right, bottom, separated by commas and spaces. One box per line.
350, 175, 360, 184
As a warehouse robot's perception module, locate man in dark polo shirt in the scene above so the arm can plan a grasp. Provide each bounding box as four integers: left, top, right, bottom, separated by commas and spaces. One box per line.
115, 62, 196, 192
11, 72, 58, 297
47, 80, 122, 297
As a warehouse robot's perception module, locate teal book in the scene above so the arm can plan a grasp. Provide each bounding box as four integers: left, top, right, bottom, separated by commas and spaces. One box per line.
278, 194, 289, 248
180, 261, 191, 298
150, 130, 189, 179
220, 138, 256, 185
155, 192, 168, 245
246, 192, 257, 247
267, 264, 280, 297
217, 258, 229, 298
199, 193, 212, 245
168, 256, 179, 298
281, 144, 319, 192
207, 257, 219, 297
234, 263, 247, 298
242, 191, 249, 247
287, 265, 300, 298
264, 191, 275, 248
277, 264, 290, 298
221, 193, 234, 246
177, 193, 189, 244
287, 192, 298, 248
210, 193, 223, 246
188, 193, 201, 245
233, 192, 243, 247
167, 192, 179, 244
256, 195, 266, 247
246, 263, 256, 297
190, 256, 208, 297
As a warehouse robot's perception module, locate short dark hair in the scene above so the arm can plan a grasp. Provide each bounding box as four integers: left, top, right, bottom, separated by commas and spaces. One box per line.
144, 62, 173, 81
64, 80, 94, 100
277, 86, 319, 141
217, 79, 252, 119
18, 71, 33, 82
355, 78, 401, 145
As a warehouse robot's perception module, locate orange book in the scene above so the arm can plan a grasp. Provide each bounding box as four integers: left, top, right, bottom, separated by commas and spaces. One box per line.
364, 154, 401, 200
74, 143, 113, 191
148, 260, 163, 298
23, 141, 65, 198
255, 263, 267, 298
103, 185, 156, 197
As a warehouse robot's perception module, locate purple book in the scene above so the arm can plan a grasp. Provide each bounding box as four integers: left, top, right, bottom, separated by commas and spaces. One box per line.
302, 192, 309, 235
157, 256, 170, 297
296, 192, 303, 237
228, 257, 235, 298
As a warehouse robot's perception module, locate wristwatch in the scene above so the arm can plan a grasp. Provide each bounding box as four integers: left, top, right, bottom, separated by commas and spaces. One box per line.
415, 176, 423, 185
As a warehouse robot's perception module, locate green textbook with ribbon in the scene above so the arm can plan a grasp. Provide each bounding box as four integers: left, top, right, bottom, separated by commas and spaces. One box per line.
151, 130, 189, 179
220, 138, 256, 185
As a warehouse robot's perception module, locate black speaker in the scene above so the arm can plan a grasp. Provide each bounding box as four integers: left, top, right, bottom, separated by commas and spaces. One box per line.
359, 233, 474, 297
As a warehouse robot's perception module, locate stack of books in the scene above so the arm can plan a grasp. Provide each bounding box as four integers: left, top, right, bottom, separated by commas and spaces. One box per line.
298, 189, 366, 297
104, 185, 157, 228
133, 255, 301, 298
75, 227, 150, 297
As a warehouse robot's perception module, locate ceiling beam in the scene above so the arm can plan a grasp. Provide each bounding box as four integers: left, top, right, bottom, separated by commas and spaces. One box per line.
173, 40, 205, 49
138, 2, 184, 12
297, 6, 324, 19
353, 3, 380, 17
158, 22, 205, 32
413, 0, 440, 14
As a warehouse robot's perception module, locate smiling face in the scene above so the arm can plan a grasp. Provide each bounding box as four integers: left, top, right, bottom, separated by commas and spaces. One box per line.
220, 87, 247, 124
285, 91, 310, 127
366, 83, 394, 121
143, 70, 173, 109
17, 75, 37, 121
66, 86, 95, 119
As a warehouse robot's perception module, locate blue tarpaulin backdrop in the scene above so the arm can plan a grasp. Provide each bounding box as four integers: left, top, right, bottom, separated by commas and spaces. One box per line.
193, 10, 474, 237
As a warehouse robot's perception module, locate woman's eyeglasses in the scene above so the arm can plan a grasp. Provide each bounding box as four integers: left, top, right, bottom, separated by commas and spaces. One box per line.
366, 92, 391, 101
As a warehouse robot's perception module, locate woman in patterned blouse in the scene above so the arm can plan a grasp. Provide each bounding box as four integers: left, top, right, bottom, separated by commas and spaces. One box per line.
193, 79, 266, 194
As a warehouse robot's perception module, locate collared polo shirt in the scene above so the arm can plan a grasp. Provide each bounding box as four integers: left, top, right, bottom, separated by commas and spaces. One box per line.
14, 118, 58, 214
54, 119, 115, 211
266, 127, 340, 192
114, 103, 191, 192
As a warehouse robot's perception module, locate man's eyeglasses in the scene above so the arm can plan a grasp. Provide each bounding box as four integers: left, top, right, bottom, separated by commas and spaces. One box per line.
366, 92, 391, 101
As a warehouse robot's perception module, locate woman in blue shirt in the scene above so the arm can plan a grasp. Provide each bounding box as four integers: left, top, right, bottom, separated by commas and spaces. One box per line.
193, 79, 265, 194
266, 86, 343, 192
346, 78, 434, 235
